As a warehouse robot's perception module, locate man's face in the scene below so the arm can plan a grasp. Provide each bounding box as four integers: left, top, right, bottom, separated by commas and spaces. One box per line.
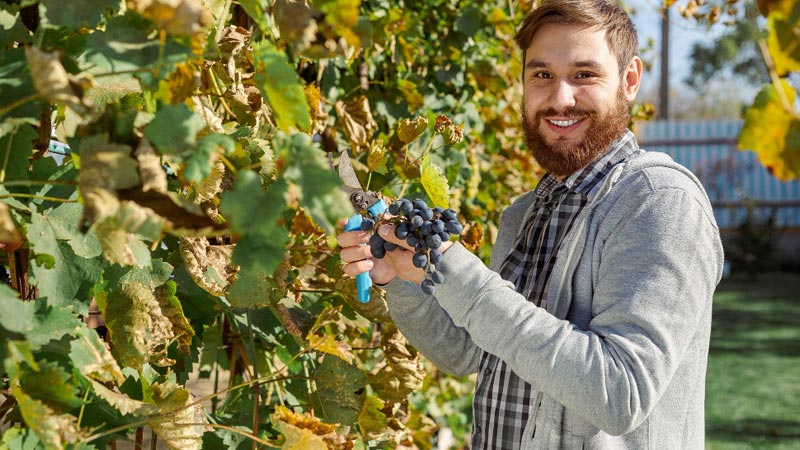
521, 22, 641, 177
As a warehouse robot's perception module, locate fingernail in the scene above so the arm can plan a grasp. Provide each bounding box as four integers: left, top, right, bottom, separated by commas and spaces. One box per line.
379, 225, 390, 236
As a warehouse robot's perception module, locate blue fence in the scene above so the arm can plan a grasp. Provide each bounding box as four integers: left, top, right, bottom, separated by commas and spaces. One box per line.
635, 120, 800, 230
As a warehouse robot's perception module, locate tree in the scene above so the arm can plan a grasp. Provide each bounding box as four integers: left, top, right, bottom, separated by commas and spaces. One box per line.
672, 0, 800, 181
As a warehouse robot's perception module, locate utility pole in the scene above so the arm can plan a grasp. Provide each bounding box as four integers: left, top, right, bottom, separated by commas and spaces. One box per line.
659, 6, 670, 120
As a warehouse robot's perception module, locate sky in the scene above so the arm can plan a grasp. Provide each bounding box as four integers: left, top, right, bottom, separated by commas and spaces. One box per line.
627, 0, 711, 93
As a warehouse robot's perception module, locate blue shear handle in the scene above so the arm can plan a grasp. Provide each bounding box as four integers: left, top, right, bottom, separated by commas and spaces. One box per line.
344, 214, 372, 303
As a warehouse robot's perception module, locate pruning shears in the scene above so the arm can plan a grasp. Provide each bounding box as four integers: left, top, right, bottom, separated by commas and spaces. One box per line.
334, 150, 387, 303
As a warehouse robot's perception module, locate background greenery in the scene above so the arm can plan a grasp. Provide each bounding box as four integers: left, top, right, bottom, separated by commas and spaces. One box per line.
0, 0, 797, 449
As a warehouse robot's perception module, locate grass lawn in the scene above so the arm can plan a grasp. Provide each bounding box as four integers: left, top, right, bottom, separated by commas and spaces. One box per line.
706, 271, 800, 450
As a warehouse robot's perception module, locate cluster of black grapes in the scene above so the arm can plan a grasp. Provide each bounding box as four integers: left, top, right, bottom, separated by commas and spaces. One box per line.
360, 198, 464, 295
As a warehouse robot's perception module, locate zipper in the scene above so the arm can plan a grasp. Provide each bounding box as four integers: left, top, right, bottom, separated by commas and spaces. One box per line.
529, 391, 544, 438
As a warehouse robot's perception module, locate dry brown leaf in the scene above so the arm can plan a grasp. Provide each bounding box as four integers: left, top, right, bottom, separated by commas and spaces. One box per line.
179, 236, 236, 296
24, 46, 93, 115
128, 0, 212, 36
335, 96, 376, 153
0, 202, 24, 252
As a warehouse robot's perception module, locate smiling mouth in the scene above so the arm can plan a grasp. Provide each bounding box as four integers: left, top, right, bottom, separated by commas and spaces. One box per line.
547, 119, 581, 128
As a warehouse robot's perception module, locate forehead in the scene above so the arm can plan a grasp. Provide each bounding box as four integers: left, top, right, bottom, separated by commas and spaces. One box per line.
524, 22, 617, 70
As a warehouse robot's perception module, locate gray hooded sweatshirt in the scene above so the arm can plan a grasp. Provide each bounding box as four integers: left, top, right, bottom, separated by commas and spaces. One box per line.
382, 150, 724, 449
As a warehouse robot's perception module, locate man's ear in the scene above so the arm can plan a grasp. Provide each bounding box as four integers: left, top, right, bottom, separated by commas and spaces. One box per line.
623, 56, 643, 102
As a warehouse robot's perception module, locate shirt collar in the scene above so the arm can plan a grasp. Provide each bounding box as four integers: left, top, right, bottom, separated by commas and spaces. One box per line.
536, 129, 639, 201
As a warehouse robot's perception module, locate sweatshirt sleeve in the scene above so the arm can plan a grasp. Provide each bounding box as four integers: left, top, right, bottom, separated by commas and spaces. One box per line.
381, 271, 484, 377
430, 172, 723, 435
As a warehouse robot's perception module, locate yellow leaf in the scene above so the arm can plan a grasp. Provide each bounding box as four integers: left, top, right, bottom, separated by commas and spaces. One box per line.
357, 396, 388, 442
766, 11, 800, 76
13, 388, 83, 449
420, 155, 450, 208
397, 116, 428, 144
739, 81, 800, 181
271, 405, 340, 450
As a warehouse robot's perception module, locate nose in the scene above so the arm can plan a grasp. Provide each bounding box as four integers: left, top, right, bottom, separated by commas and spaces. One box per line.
549, 81, 577, 111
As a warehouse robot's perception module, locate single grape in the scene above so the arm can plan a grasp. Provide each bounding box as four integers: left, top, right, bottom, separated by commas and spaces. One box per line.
421, 221, 433, 235
369, 233, 386, 258
400, 199, 414, 215
431, 219, 445, 234
420, 207, 434, 221
426, 234, 442, 249
395, 222, 410, 239
433, 206, 445, 216
371, 244, 386, 259
412, 252, 428, 268
438, 231, 450, 242
388, 201, 401, 215
412, 199, 428, 210
383, 241, 398, 252
429, 248, 443, 264
431, 270, 445, 284
421, 278, 436, 295
410, 215, 424, 229
360, 218, 375, 231
407, 235, 420, 247
442, 209, 458, 222
445, 220, 463, 234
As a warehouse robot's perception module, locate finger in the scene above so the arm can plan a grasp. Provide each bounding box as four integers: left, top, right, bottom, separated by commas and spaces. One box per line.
343, 259, 375, 277
340, 243, 373, 264
336, 230, 370, 248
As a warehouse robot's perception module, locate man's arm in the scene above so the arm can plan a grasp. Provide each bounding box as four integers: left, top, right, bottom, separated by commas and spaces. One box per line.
381, 273, 488, 377
427, 174, 723, 434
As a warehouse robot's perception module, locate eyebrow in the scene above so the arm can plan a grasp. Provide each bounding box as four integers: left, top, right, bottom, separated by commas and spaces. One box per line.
524, 59, 605, 72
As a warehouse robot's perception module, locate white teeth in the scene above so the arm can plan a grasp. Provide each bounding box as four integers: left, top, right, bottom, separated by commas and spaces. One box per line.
549, 119, 579, 127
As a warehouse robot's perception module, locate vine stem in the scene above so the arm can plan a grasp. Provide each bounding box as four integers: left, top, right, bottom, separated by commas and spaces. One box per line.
752, 9, 795, 115
0, 127, 14, 183
181, 422, 280, 448
0, 193, 76, 203
0, 93, 40, 118
80, 373, 303, 445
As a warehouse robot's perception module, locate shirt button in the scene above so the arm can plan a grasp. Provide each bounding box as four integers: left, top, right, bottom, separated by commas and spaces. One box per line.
475, 424, 482, 435
483, 367, 492, 376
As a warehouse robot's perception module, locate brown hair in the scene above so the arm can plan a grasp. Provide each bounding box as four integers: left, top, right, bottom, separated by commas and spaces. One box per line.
514, 0, 638, 75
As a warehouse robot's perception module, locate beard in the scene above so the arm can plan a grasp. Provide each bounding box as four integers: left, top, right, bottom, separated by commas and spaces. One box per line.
522, 87, 631, 177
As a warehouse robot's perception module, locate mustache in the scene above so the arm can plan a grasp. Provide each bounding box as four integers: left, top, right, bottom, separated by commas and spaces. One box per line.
534, 107, 596, 118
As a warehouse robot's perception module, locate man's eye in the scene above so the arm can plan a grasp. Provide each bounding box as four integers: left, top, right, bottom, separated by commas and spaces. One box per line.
534, 72, 551, 79
576, 72, 595, 79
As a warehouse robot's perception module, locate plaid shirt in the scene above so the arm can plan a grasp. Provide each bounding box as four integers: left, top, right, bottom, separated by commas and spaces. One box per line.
471, 131, 639, 449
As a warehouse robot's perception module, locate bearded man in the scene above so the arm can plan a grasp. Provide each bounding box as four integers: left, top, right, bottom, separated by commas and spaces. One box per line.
338, 0, 724, 448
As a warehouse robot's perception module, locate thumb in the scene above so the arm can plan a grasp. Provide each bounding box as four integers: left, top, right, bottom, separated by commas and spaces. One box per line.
377, 224, 415, 251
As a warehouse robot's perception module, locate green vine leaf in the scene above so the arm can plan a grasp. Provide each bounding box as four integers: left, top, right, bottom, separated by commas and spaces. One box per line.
19, 360, 83, 412
220, 171, 289, 275
40, 0, 118, 29
311, 355, 368, 426
80, 14, 194, 74
739, 80, 800, 181
276, 132, 351, 235
253, 41, 311, 132
0, 123, 36, 191
420, 155, 450, 208
144, 103, 206, 156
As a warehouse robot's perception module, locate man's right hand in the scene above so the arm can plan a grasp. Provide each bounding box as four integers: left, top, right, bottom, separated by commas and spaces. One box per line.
337, 230, 398, 285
